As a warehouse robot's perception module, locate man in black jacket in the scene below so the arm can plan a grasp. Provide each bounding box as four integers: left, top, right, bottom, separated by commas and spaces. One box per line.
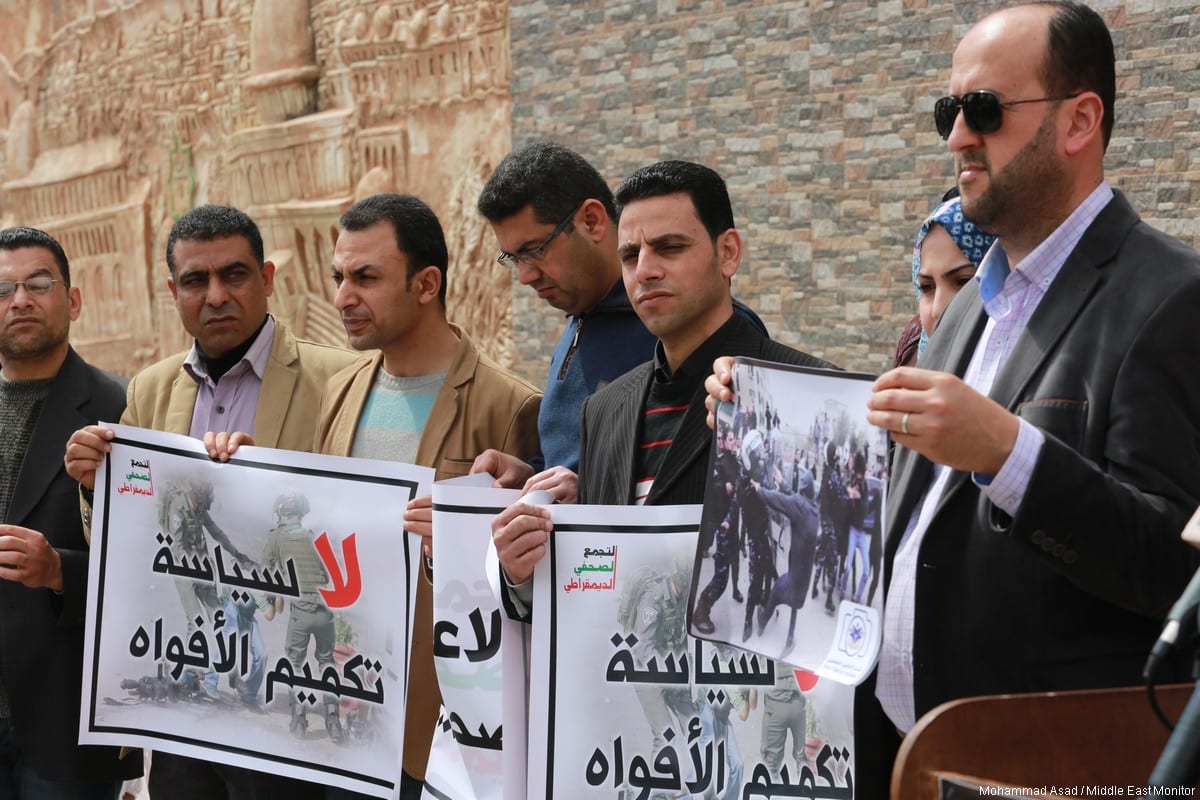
0, 227, 138, 798
493, 161, 832, 620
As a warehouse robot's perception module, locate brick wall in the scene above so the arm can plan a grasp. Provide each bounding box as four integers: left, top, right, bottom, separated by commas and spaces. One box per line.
506, 0, 1200, 374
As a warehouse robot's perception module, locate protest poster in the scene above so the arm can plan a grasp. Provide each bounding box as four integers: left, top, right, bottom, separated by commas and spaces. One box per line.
530, 502, 858, 799
81, 423, 433, 798
423, 476, 528, 800
687, 358, 887, 686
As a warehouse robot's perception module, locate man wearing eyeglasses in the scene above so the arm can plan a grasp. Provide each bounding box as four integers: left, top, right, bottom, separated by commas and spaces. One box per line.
473, 143, 660, 500
492, 160, 832, 626
859, 1, 1200, 790
0, 227, 139, 797
474, 144, 767, 505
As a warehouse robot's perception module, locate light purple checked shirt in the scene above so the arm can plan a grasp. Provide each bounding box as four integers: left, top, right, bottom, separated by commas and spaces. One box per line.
183, 316, 276, 440
877, 182, 1115, 732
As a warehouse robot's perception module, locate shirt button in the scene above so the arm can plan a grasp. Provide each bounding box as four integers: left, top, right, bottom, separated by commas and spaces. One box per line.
216, 405, 225, 414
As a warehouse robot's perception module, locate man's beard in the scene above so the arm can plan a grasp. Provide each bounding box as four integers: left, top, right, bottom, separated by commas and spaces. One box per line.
0, 317, 68, 364
960, 112, 1069, 239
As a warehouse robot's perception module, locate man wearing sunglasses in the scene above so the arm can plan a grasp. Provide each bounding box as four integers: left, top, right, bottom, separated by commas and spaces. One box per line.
0, 227, 139, 797
859, 0, 1200, 789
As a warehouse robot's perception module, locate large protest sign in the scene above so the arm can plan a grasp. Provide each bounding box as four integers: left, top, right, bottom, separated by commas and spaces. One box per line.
530, 503, 857, 799
423, 477, 528, 800
81, 424, 432, 798
688, 358, 886, 686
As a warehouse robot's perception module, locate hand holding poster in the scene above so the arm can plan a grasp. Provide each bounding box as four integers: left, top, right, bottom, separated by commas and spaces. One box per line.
688, 358, 887, 686
81, 424, 433, 798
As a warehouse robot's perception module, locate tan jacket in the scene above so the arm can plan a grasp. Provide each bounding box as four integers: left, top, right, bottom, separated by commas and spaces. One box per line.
314, 325, 541, 780
123, 319, 360, 447
82, 320, 360, 542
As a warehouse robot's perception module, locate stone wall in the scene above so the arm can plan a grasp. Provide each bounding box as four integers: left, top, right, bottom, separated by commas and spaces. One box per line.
507, 0, 1200, 374
1, 1, 1197, 382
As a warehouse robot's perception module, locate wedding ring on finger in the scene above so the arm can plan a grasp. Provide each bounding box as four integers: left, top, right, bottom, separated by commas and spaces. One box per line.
901, 412, 911, 436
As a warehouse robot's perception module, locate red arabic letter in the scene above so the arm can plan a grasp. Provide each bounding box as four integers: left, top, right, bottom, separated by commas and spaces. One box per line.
315, 532, 362, 608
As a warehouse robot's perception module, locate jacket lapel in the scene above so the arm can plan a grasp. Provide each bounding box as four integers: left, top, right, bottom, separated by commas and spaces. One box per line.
607, 365, 649, 504
986, 194, 1133, 410
164, 370, 200, 435
9, 350, 86, 525
886, 282, 986, 555
254, 323, 299, 448
415, 326, 474, 468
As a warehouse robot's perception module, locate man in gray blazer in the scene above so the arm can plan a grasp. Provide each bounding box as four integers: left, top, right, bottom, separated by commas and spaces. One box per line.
859, 0, 1200, 789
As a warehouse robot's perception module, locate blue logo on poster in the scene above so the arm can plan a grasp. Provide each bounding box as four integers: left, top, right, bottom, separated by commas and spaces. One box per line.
838, 609, 870, 658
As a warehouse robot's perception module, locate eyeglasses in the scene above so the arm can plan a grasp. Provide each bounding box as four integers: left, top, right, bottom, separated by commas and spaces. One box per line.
933, 90, 1081, 140
0, 276, 65, 299
496, 206, 579, 268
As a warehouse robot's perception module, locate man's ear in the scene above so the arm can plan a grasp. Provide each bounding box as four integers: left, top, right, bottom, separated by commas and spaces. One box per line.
413, 265, 442, 305
1063, 91, 1104, 157
716, 228, 742, 280
578, 198, 610, 244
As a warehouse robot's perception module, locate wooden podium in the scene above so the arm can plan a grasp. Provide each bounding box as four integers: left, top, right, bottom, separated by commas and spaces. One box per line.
892, 683, 1196, 798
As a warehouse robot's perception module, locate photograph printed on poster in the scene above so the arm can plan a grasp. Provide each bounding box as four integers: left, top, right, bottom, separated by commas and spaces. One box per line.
687, 358, 887, 684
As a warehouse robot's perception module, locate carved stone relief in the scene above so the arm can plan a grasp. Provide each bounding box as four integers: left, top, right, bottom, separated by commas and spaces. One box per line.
0, 0, 514, 376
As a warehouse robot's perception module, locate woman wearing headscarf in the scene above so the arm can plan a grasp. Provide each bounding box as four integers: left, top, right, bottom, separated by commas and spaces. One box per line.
893, 195, 997, 367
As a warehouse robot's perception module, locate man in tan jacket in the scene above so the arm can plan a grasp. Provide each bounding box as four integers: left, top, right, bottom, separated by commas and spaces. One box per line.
318, 194, 539, 797
66, 204, 358, 800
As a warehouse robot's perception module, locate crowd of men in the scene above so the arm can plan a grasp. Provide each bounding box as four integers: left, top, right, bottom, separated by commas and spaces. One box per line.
2, 1, 1200, 797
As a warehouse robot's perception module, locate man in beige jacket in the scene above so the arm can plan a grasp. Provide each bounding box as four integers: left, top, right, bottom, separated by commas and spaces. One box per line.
66, 205, 358, 800
206, 194, 540, 798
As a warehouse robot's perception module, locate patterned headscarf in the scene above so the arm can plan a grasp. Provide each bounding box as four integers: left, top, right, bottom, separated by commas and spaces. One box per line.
911, 196, 997, 355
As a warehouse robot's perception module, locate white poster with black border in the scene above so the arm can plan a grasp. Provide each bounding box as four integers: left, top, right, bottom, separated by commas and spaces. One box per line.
81, 423, 432, 798
422, 476, 528, 800
529, 502, 857, 799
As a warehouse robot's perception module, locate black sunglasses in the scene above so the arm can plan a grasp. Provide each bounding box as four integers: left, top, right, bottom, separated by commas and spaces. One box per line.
934, 90, 1081, 140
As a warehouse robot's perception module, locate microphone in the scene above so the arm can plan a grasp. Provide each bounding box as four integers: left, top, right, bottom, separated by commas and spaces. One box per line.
1144, 506, 1200, 681
1148, 680, 1200, 792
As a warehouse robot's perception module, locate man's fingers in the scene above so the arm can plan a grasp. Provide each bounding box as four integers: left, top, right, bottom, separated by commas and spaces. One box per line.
491, 501, 549, 531
404, 497, 433, 538
470, 449, 501, 475
523, 467, 578, 503
492, 505, 553, 585
872, 366, 943, 393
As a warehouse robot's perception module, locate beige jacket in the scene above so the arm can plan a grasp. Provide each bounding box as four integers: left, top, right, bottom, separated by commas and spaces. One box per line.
123, 319, 360, 447
314, 324, 541, 780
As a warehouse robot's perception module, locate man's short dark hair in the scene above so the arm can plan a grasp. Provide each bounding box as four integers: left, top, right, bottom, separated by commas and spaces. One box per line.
614, 160, 735, 240
477, 142, 617, 225
0, 226, 71, 284
1036, 0, 1116, 149
166, 205, 265, 275
340, 193, 449, 306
